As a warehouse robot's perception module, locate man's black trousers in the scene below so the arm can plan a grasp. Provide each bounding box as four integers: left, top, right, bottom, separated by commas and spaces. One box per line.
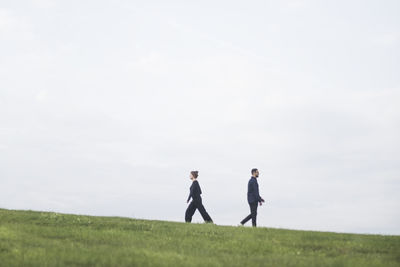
185, 199, 213, 223
240, 202, 258, 227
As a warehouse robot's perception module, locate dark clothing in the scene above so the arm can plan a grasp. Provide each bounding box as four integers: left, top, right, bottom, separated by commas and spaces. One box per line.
185, 180, 213, 223
240, 202, 258, 227
242, 176, 263, 227
247, 177, 262, 204
187, 180, 202, 202
185, 199, 213, 223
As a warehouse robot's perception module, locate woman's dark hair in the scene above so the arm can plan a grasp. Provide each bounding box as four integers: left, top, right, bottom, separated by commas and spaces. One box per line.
191, 171, 199, 178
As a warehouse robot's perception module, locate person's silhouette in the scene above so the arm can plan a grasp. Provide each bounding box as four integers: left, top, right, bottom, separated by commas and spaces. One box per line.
185, 171, 213, 223
240, 168, 265, 227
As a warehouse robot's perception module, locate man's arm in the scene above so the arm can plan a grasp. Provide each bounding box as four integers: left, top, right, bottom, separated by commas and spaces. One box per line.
255, 181, 264, 203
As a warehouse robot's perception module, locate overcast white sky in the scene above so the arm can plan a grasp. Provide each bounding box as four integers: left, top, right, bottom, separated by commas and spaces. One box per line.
1, 0, 399, 235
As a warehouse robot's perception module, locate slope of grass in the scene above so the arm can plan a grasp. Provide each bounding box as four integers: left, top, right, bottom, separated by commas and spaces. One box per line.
0, 208, 399, 267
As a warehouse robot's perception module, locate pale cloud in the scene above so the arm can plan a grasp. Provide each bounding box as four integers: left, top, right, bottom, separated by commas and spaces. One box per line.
372, 32, 399, 46
0, 8, 16, 33
286, 0, 308, 9
31, 0, 56, 9
0, 8, 33, 40
265, 23, 281, 34
35, 90, 48, 102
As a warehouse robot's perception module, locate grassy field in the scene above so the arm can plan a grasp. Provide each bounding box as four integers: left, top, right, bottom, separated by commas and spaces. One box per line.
0, 209, 399, 266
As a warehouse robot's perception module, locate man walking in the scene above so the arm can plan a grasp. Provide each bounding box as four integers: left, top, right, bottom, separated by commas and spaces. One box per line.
240, 168, 265, 227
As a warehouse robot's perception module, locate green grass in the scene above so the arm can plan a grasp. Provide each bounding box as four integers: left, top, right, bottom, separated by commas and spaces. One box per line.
0, 209, 399, 267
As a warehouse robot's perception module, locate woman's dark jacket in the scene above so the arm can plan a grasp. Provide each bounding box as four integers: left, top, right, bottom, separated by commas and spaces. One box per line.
187, 180, 202, 202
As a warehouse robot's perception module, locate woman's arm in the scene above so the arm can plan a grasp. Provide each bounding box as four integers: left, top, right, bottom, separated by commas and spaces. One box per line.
187, 183, 196, 202
187, 188, 192, 203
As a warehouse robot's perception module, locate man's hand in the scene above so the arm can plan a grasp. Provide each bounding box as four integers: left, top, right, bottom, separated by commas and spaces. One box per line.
261, 198, 265, 203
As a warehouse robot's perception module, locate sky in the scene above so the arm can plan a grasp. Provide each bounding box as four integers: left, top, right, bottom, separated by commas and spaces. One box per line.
1, 0, 399, 235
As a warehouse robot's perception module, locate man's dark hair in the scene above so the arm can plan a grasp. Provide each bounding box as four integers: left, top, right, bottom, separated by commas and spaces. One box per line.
251, 168, 258, 175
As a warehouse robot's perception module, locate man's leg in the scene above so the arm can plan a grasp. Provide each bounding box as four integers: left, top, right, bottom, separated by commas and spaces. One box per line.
250, 202, 258, 227
241, 202, 255, 225
185, 201, 197, 222
196, 201, 213, 223
240, 214, 252, 225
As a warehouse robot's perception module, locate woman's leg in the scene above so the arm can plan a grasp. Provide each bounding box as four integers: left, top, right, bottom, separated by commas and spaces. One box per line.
196, 201, 213, 223
185, 201, 197, 222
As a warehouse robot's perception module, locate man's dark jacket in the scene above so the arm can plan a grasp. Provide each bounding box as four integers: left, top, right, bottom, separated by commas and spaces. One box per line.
187, 180, 202, 202
247, 177, 262, 204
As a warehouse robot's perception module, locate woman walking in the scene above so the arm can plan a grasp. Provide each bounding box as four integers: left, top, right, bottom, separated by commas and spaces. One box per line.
185, 171, 213, 223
